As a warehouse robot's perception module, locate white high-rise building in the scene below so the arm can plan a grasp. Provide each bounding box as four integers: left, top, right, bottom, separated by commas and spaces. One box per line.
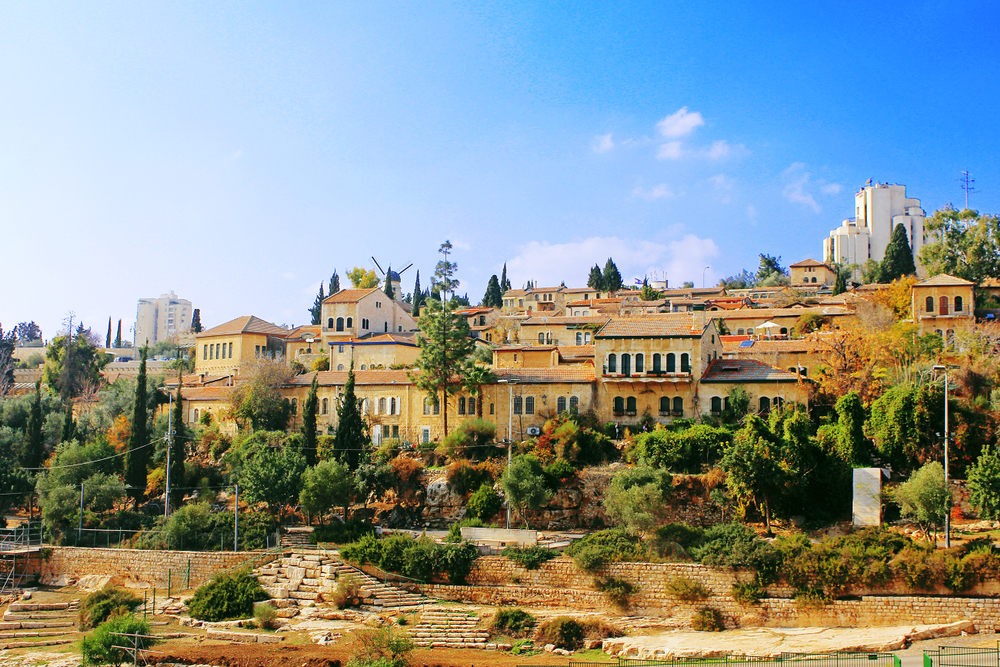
134, 291, 193, 346
823, 182, 927, 275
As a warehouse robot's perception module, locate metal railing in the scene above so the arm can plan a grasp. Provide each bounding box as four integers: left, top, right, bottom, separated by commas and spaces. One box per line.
925, 644, 1000, 667
523, 653, 900, 667
0, 522, 42, 551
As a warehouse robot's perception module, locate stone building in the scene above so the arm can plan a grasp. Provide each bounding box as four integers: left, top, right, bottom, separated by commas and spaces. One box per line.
134, 291, 192, 346
910, 274, 975, 340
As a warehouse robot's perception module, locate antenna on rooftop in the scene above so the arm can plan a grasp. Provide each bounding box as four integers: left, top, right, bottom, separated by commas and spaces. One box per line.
959, 171, 977, 211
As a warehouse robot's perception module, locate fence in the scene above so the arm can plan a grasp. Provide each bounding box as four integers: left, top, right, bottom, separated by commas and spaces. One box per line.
525, 653, 901, 667
925, 645, 1000, 667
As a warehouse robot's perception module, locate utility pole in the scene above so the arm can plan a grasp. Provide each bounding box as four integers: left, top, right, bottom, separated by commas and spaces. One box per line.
164, 392, 172, 522
960, 171, 977, 211
77, 483, 85, 546
233, 483, 239, 552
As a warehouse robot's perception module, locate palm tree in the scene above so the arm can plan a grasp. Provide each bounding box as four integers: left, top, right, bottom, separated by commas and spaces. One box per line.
462, 364, 497, 418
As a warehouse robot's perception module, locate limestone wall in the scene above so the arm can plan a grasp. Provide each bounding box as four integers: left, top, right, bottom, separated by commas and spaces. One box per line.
37, 547, 277, 590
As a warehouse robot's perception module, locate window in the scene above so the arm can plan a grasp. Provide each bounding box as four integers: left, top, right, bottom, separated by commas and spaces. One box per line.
539, 333, 545, 344
203, 345, 208, 360
379, 397, 386, 414
458, 397, 466, 415
672, 397, 683, 415
747, 328, 754, 336
422, 428, 430, 444
737, 328, 745, 335
569, 396, 579, 411
490, 402, 495, 415
525, 396, 534, 414
291, 398, 298, 414
926, 296, 934, 313
653, 353, 661, 372
576, 332, 582, 345
383, 425, 390, 438
939, 296, 949, 316
780, 328, 788, 336
625, 396, 636, 414
681, 353, 690, 373
613, 396, 624, 414
947, 329, 955, 345
585, 331, 591, 344
228, 342, 233, 358
468, 397, 475, 414
337, 364, 344, 370
635, 353, 644, 373
956, 296, 964, 312
659, 396, 670, 413
711, 396, 722, 413
666, 353, 676, 373
774, 397, 784, 410
514, 396, 523, 415
621, 353, 631, 377
391, 397, 397, 414
608, 353, 617, 373
362, 318, 370, 329
556, 396, 566, 413
392, 425, 399, 438
384, 322, 388, 332
433, 400, 440, 415
376, 301, 382, 308
321, 398, 328, 415
193, 408, 200, 422
759, 396, 771, 413
360, 364, 367, 370
423, 398, 431, 415
328, 318, 334, 329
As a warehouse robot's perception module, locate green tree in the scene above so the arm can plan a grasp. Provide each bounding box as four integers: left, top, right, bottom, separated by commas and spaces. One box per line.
834, 391, 869, 466
412, 304, 475, 436
482, 274, 503, 308
895, 461, 950, 540
722, 387, 751, 423
347, 267, 379, 289
462, 364, 496, 418
189, 311, 200, 335
718, 269, 755, 290
467, 483, 503, 521
0, 327, 13, 397
587, 264, 605, 291
384, 265, 395, 299
125, 348, 149, 507
602, 258, 623, 293
434, 240, 460, 301
412, 270, 424, 317
105, 318, 112, 349
60, 402, 76, 444
861, 259, 881, 284
968, 446, 1000, 521
833, 269, 847, 296
228, 358, 294, 431
44, 330, 110, 401
169, 386, 186, 508
81, 614, 156, 667
919, 207, 1000, 285
355, 460, 393, 506
333, 366, 368, 470
603, 465, 673, 534
720, 415, 786, 534
14, 321, 42, 342
21, 380, 45, 469
755, 254, 786, 284
300, 374, 319, 467
501, 454, 553, 528
309, 282, 325, 325
878, 224, 917, 282
501, 263, 511, 292
640, 284, 661, 301
329, 270, 341, 295
300, 459, 357, 521
239, 442, 307, 520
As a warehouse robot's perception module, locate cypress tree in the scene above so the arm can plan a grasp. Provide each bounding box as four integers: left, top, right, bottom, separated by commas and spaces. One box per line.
587, 264, 604, 291
61, 402, 76, 444
833, 269, 847, 296
329, 270, 340, 295
21, 380, 44, 469
115, 319, 123, 347
310, 283, 325, 325
482, 275, 502, 307
412, 271, 423, 317
500, 263, 510, 293
879, 224, 918, 283
384, 265, 395, 299
603, 258, 623, 293
125, 347, 149, 507
169, 386, 186, 508
333, 365, 367, 470
106, 318, 112, 349
301, 373, 319, 467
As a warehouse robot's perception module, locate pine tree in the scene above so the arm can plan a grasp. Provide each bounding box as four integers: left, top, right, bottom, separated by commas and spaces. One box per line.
106, 318, 112, 349
20, 380, 44, 469
125, 348, 149, 507
384, 265, 395, 299
329, 270, 340, 295
333, 366, 367, 470
500, 263, 510, 293
310, 283, 325, 325
587, 264, 605, 291
301, 373, 319, 467
879, 224, 918, 283
411, 303, 475, 437
189, 311, 201, 334
169, 386, 186, 508
482, 275, 502, 307
115, 319, 123, 346
603, 258, 623, 293
60, 402, 76, 443
412, 270, 423, 317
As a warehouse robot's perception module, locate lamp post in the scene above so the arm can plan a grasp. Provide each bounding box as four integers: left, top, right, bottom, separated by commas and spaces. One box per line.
497, 378, 518, 529
933, 364, 956, 548
703, 266, 710, 288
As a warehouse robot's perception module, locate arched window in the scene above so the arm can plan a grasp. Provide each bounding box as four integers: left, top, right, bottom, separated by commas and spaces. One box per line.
538, 333, 545, 344
291, 398, 298, 414
361, 398, 369, 414
935, 329, 943, 339
926, 296, 935, 313
758, 396, 771, 413
513, 396, 523, 415
625, 396, 637, 414
193, 408, 200, 422
391, 397, 397, 414
336, 317, 345, 331
525, 396, 535, 414
379, 397, 386, 414
360, 364, 367, 370
635, 353, 644, 373
673, 397, 683, 415
711, 396, 722, 413
576, 332, 582, 345
652, 353, 661, 372
680, 353, 690, 373
613, 396, 624, 414
458, 397, 466, 415
939, 296, 949, 316
337, 364, 344, 371
737, 328, 745, 335
666, 353, 676, 372
347, 317, 353, 328
608, 353, 617, 373
569, 396, 579, 411
774, 397, 784, 411
585, 332, 591, 344
328, 318, 334, 329
660, 396, 670, 414
203, 345, 208, 360
434, 400, 440, 415
955, 296, 964, 312
467, 397, 474, 415
228, 342, 233, 358
557, 396, 567, 413
621, 353, 631, 377
780, 328, 788, 335
321, 398, 328, 415
812, 276, 817, 283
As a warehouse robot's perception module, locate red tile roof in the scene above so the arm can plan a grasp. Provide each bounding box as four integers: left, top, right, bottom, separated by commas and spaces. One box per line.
495, 367, 596, 383
717, 306, 851, 320
701, 359, 802, 383
522, 316, 610, 326
596, 315, 708, 338
916, 274, 974, 287
790, 259, 833, 268
179, 386, 232, 401
558, 345, 595, 358
197, 316, 288, 338
322, 288, 379, 304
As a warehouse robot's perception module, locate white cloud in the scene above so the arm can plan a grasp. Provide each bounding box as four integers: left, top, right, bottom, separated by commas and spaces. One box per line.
632, 183, 675, 200
656, 107, 705, 139
593, 133, 614, 153
781, 162, 821, 213
506, 234, 719, 290
706, 140, 731, 159
821, 183, 843, 194
709, 174, 732, 190
657, 141, 685, 160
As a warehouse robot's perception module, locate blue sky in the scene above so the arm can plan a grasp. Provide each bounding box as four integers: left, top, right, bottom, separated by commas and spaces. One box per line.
3, 1, 998, 341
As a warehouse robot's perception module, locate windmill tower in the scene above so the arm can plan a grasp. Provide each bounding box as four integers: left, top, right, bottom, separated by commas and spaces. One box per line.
371, 257, 413, 300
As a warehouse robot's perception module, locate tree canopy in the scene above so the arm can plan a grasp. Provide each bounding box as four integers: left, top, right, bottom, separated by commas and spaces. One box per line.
919, 207, 1000, 285
411, 302, 475, 437
878, 223, 917, 282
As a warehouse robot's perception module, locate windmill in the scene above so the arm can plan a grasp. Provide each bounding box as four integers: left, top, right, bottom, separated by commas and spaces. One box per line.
371, 257, 413, 299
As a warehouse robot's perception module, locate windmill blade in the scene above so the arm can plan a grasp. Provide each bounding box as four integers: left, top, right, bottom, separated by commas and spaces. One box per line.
398, 263, 413, 275
371, 257, 386, 275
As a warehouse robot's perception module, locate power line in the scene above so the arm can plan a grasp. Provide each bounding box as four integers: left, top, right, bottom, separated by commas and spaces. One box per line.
19, 439, 158, 472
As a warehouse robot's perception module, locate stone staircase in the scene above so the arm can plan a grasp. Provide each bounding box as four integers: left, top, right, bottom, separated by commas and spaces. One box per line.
253, 550, 432, 611
0, 596, 81, 650
408, 608, 490, 649
280, 527, 313, 548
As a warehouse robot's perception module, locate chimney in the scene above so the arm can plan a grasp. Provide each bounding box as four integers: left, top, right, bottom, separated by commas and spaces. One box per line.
692, 303, 706, 330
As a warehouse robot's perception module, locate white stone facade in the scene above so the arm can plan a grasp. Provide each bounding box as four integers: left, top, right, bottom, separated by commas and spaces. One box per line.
134, 290, 193, 346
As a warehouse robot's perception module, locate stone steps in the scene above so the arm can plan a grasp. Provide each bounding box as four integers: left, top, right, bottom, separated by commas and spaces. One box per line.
409, 608, 490, 648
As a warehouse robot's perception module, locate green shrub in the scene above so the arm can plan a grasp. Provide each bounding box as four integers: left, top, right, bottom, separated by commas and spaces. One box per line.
467, 484, 504, 521
580, 617, 623, 640
445, 517, 486, 543
329, 576, 362, 609
311, 519, 375, 545
341, 532, 383, 565
664, 576, 710, 601
651, 523, 705, 560
535, 616, 585, 649
731, 580, 765, 605
490, 607, 536, 637
566, 528, 647, 572
341, 532, 480, 583
379, 534, 414, 574
446, 459, 493, 496
254, 603, 279, 629
794, 588, 830, 609
348, 625, 414, 667
79, 585, 143, 630
689, 523, 778, 577
543, 458, 578, 487
188, 569, 268, 621
629, 425, 732, 472
502, 545, 555, 570
596, 577, 638, 610
691, 606, 724, 631
438, 541, 481, 584
81, 614, 156, 666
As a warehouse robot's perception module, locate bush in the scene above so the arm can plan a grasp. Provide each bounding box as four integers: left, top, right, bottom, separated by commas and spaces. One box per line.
566, 528, 647, 572
79, 585, 143, 630
445, 518, 486, 543
437, 540, 481, 584
81, 614, 156, 666
535, 616, 585, 650
691, 606, 724, 631
311, 519, 375, 545
543, 458, 577, 486
731, 580, 765, 605
446, 459, 493, 497
596, 576, 638, 610
467, 483, 503, 521
342, 532, 480, 583
689, 523, 778, 576
439, 419, 497, 460
503, 544, 555, 570
629, 425, 732, 473
329, 576, 363, 609
348, 625, 414, 667
651, 523, 705, 560
254, 603, 279, 629
664, 576, 710, 601
341, 532, 383, 565
490, 607, 536, 637
188, 569, 268, 621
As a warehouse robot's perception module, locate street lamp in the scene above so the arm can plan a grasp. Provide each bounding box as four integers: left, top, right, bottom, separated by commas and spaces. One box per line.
497, 378, 519, 529
703, 266, 710, 288
932, 364, 958, 548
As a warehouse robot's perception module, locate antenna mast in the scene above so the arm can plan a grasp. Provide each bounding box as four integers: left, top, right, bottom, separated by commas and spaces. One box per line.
960, 171, 977, 210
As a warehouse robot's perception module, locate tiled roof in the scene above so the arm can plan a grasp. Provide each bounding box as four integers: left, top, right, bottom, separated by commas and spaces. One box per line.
701, 359, 802, 383
494, 367, 596, 383
285, 325, 321, 340
916, 273, 974, 287
179, 386, 232, 401
322, 288, 379, 304
351, 333, 417, 346
558, 345, 595, 358
595, 315, 708, 338
720, 337, 824, 354
717, 306, 851, 320
790, 259, 832, 268
503, 289, 529, 297
522, 316, 610, 326
197, 316, 289, 338
454, 308, 493, 316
